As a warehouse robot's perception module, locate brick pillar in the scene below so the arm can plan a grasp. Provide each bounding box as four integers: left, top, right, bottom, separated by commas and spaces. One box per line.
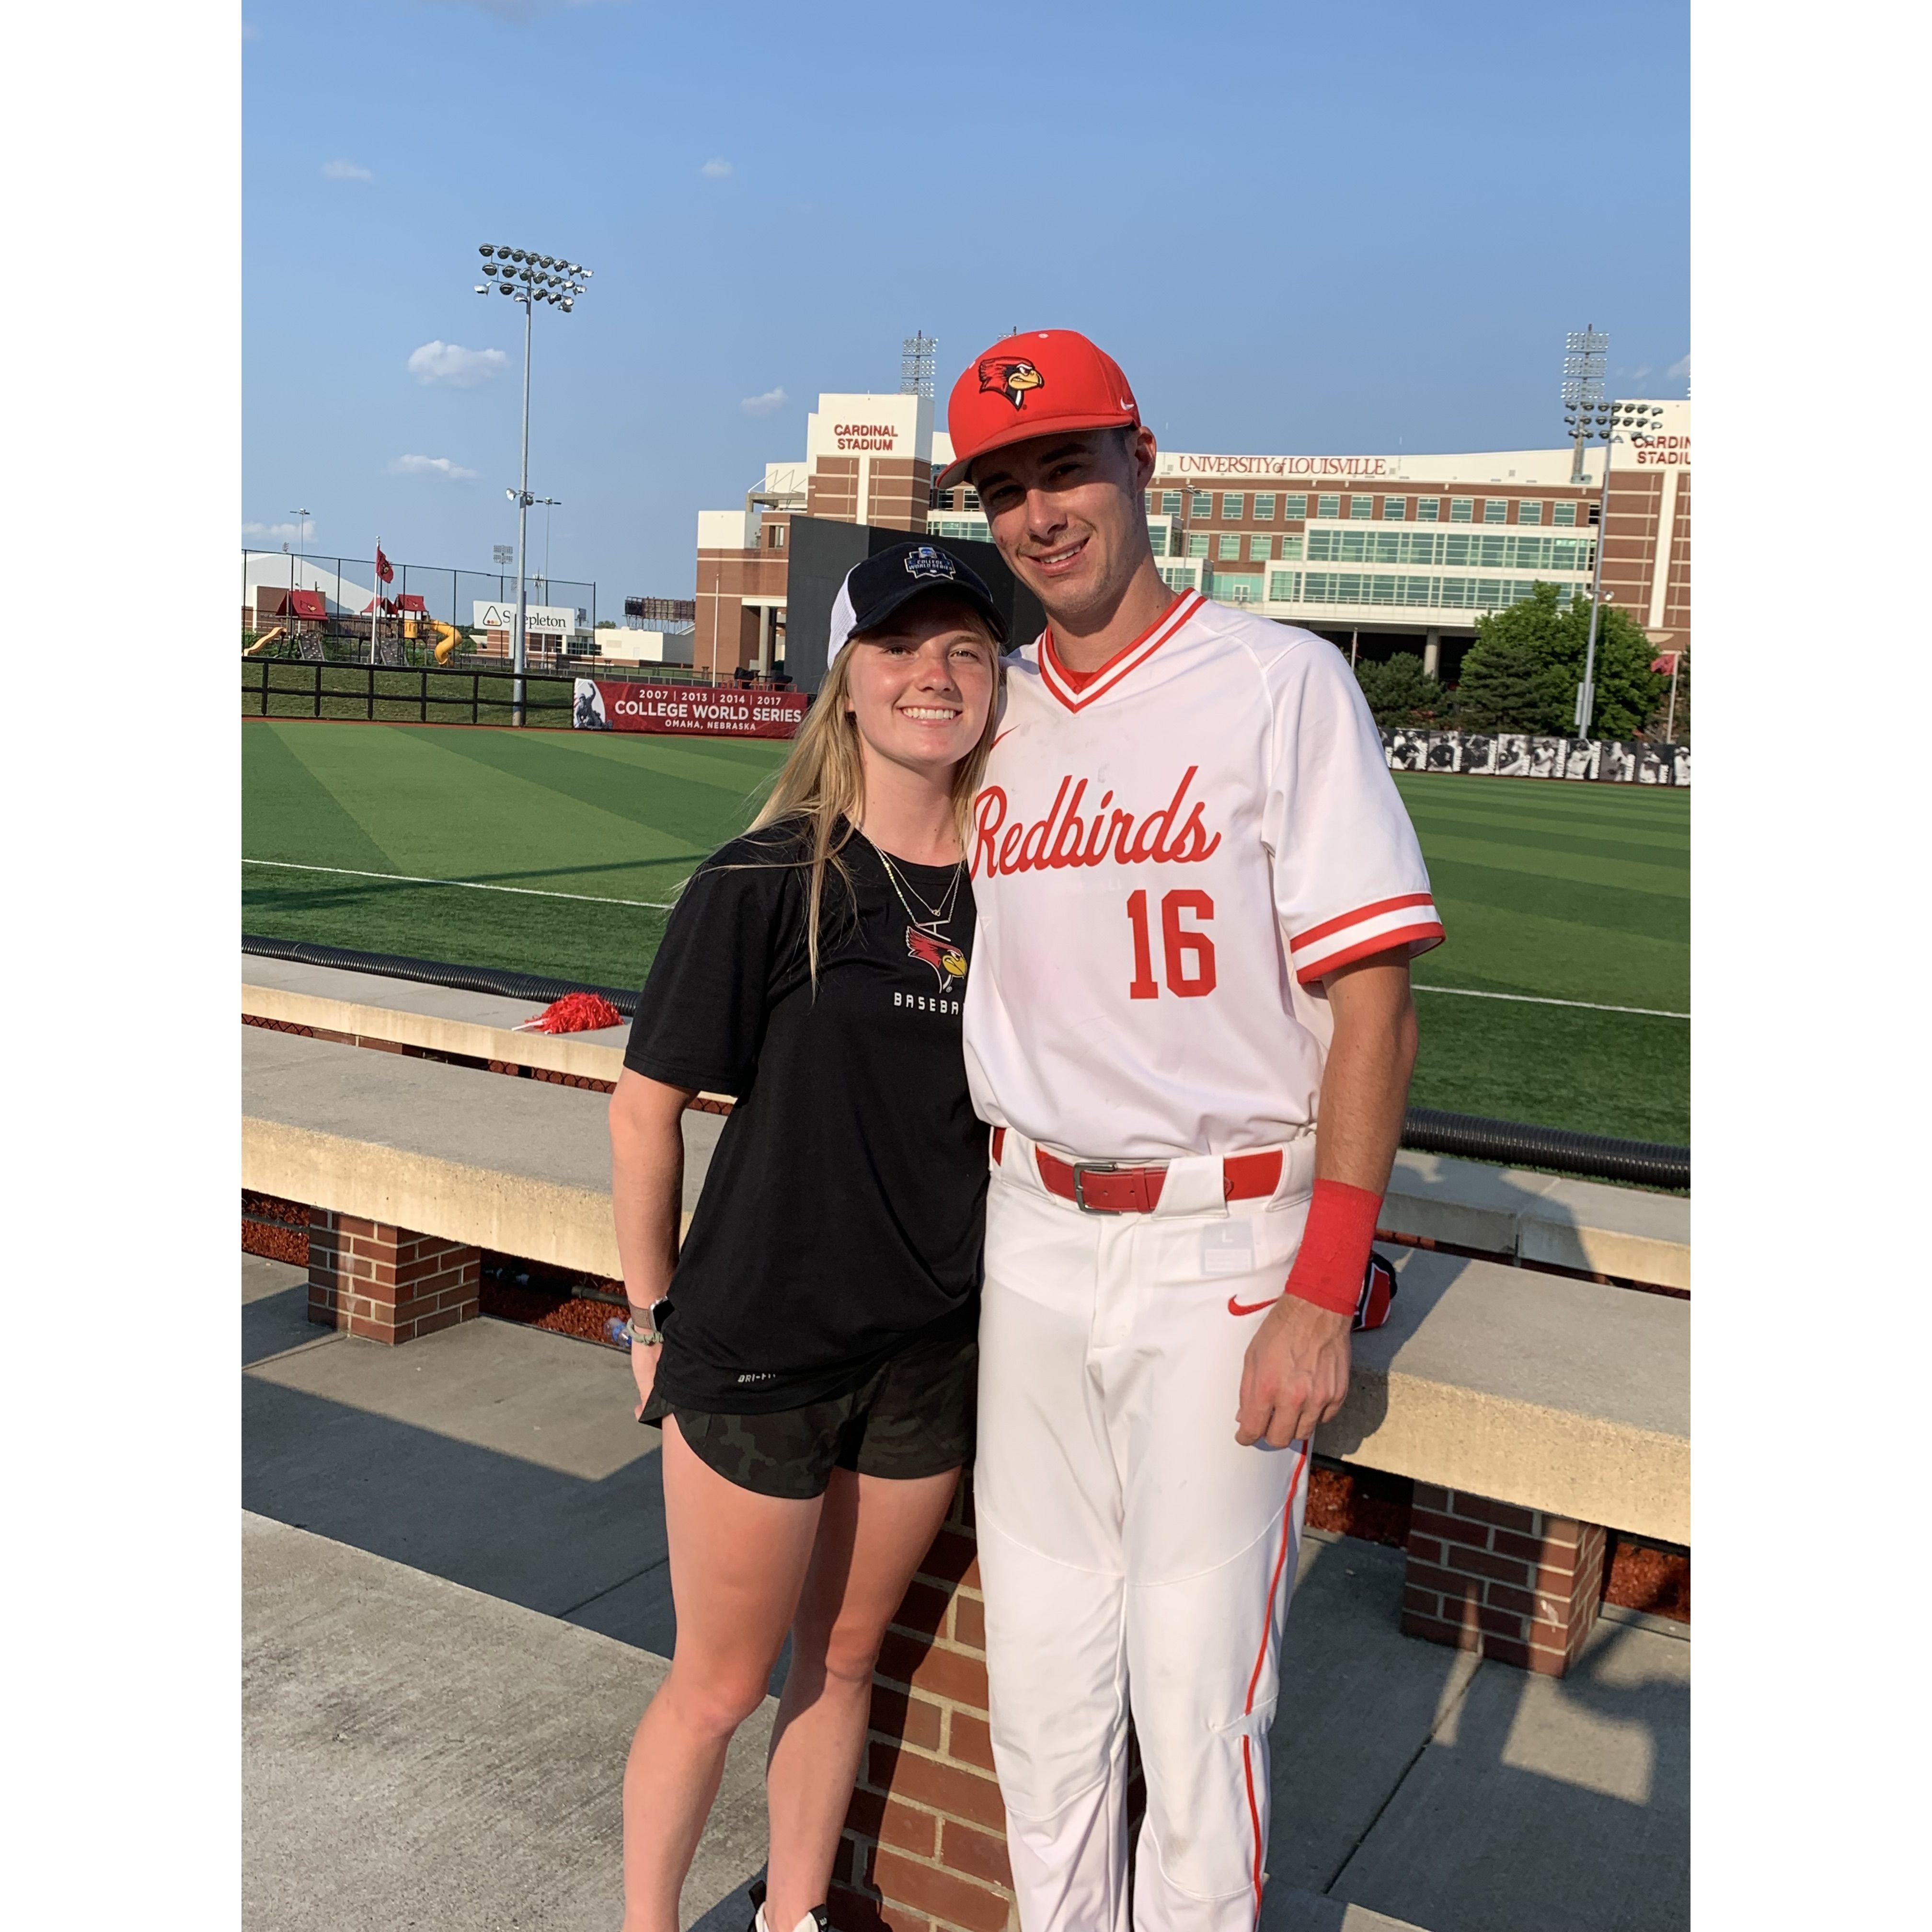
836, 1481, 1016, 1932
1402, 1482, 1607, 1677
306, 1211, 481, 1345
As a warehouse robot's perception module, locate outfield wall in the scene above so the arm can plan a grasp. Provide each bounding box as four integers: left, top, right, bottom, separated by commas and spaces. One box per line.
1384, 729, 1689, 786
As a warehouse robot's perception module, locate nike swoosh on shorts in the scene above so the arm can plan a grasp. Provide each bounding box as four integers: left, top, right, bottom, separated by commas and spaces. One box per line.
1227, 1293, 1281, 1317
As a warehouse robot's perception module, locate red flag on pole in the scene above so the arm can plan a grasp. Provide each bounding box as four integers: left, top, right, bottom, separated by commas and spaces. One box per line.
376, 545, 394, 583
1651, 651, 1679, 673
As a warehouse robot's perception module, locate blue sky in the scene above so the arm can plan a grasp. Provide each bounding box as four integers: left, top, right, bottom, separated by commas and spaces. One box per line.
243, 0, 1688, 603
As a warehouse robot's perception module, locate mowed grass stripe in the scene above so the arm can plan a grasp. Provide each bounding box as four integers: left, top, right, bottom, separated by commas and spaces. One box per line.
1421, 897, 1687, 1007
243, 722, 417, 873
412, 727, 781, 851
1420, 830, 1687, 898
272, 723, 700, 892
1399, 801, 1690, 854
1393, 770, 1690, 814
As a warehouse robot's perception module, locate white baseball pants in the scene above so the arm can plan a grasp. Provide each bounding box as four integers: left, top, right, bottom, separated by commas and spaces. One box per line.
974, 1128, 1317, 1932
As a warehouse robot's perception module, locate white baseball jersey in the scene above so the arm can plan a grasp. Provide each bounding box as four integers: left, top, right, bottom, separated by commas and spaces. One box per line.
963, 588, 1444, 1160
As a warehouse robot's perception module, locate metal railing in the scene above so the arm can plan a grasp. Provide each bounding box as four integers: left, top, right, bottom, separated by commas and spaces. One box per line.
243, 656, 577, 726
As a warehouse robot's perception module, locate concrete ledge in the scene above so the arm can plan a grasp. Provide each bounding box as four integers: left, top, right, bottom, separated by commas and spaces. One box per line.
1318, 1246, 1688, 1546
242, 1027, 724, 1275
1383, 1150, 1689, 1290
246, 957, 1685, 1287
1260, 1889, 1428, 1932
241, 955, 730, 1106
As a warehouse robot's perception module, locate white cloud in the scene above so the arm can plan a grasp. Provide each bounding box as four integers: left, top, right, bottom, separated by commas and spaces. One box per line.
390, 455, 479, 481
1629, 364, 1653, 381
407, 340, 508, 387
1668, 352, 1691, 382
322, 159, 374, 184
244, 518, 317, 541
701, 158, 734, 179
740, 386, 788, 417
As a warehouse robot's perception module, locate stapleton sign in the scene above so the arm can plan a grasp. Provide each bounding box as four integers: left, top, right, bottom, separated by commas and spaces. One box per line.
573, 678, 808, 740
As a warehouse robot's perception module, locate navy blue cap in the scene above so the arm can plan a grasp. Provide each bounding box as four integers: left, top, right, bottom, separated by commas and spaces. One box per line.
827, 541, 1007, 666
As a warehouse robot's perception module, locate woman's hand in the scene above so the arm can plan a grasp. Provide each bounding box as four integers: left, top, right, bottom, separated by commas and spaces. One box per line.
629, 1332, 661, 1421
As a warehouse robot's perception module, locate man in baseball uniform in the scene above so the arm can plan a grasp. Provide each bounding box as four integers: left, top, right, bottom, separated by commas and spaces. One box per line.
940, 331, 1444, 1932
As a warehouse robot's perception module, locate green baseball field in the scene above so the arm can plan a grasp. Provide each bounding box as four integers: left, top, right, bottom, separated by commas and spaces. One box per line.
242, 720, 1689, 1144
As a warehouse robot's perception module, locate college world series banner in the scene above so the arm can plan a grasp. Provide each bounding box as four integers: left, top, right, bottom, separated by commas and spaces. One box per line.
573, 678, 809, 739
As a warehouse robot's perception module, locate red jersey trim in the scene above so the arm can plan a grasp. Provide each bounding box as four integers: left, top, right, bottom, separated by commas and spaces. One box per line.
1036, 588, 1203, 713
1289, 892, 1438, 955
1293, 921, 1446, 986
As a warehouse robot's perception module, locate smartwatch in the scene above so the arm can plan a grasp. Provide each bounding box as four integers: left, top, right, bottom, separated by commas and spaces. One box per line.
627, 1296, 670, 1346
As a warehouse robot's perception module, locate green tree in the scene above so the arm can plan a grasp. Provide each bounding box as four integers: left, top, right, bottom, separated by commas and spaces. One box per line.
1353, 651, 1442, 726
1451, 581, 1667, 739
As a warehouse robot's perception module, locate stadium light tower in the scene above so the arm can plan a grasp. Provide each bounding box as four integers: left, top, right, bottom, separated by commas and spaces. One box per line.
1562, 395, 1667, 735
1562, 327, 1609, 484
474, 243, 592, 723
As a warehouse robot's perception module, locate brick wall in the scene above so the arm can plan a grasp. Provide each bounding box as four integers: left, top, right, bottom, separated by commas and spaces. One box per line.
836, 1482, 1015, 1932
1402, 1482, 1608, 1676
307, 1211, 481, 1346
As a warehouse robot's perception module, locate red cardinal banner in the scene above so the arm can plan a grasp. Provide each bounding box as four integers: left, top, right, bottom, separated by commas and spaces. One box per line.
376, 546, 394, 584
1650, 652, 1679, 674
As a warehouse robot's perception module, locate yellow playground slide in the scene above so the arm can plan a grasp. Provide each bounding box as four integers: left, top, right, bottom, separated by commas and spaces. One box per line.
432, 620, 465, 664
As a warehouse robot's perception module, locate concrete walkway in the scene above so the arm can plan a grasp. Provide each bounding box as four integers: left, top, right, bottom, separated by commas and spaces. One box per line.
243, 1256, 1688, 1932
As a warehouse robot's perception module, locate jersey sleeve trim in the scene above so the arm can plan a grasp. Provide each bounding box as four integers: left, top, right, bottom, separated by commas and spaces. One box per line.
1289, 894, 1445, 984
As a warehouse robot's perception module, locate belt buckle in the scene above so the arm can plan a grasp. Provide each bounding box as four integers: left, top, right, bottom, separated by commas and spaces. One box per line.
1071, 1160, 1122, 1213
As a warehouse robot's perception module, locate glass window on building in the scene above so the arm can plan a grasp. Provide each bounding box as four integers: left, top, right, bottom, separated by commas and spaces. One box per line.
1254, 493, 1276, 520
1317, 494, 1341, 518
1187, 532, 1210, 557
1283, 494, 1307, 519
1349, 495, 1374, 519
1212, 574, 1261, 605
962, 488, 980, 509
1145, 489, 1160, 513
1280, 535, 1304, 560
1162, 490, 1183, 516
1552, 501, 1577, 526
1249, 533, 1272, 561
1450, 498, 1474, 522
1416, 498, 1440, 521
1382, 496, 1406, 521
1221, 493, 1245, 519
1190, 490, 1213, 518
1483, 499, 1507, 524
1218, 532, 1244, 559
1148, 525, 1168, 556
1518, 500, 1544, 525
1268, 570, 1300, 602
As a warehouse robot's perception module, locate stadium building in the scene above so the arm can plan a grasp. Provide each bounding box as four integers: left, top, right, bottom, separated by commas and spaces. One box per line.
694, 391, 1690, 687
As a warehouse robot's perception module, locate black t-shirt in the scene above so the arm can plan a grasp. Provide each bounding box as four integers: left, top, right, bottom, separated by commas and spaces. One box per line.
623, 816, 987, 1412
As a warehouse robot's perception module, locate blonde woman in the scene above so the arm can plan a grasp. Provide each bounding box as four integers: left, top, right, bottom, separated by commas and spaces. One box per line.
608, 543, 1006, 1932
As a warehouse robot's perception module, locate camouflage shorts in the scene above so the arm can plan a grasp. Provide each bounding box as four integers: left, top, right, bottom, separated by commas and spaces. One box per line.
646, 1324, 977, 1501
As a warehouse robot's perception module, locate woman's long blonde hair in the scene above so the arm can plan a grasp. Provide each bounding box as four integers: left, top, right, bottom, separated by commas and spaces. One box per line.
746, 616, 1003, 984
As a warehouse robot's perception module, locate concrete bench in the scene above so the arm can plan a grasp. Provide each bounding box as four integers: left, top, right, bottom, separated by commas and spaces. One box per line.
244, 954, 1688, 1290
242, 1020, 1683, 1932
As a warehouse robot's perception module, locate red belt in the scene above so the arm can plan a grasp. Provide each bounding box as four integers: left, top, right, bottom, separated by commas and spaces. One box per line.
991, 1127, 1283, 1215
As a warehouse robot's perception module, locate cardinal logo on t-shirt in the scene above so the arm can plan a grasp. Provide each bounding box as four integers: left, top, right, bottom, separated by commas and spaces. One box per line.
906, 926, 968, 989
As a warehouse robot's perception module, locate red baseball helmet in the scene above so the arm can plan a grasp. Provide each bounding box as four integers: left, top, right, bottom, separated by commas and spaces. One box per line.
937, 329, 1141, 490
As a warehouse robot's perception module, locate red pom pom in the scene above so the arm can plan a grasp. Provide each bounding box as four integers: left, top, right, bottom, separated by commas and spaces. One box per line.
525, 991, 623, 1035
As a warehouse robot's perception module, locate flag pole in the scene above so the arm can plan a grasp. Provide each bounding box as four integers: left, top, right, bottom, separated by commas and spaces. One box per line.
1666, 652, 1681, 743
370, 539, 379, 666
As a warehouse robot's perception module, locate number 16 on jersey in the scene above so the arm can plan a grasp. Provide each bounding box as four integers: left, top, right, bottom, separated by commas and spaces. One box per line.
1127, 888, 1217, 999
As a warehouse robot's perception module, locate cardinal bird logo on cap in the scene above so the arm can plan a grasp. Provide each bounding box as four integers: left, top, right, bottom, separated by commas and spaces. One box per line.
906, 927, 968, 989
978, 357, 1043, 410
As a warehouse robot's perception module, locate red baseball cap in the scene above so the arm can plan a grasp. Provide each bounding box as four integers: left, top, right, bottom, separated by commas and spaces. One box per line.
937, 329, 1140, 490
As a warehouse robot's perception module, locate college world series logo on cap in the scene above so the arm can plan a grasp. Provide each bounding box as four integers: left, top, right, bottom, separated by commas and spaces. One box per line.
938, 329, 1141, 489
903, 544, 958, 581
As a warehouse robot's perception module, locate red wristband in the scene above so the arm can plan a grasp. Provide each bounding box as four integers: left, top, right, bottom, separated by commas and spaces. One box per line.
1284, 1179, 1384, 1315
